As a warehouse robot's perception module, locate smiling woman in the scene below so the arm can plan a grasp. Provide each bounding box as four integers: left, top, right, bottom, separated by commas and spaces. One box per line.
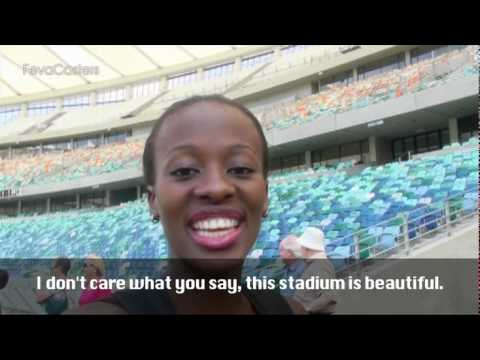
66, 95, 306, 315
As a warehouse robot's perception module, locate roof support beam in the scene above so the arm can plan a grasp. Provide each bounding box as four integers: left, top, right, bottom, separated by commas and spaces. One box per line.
177, 46, 198, 61
43, 45, 91, 85
132, 45, 163, 69
0, 76, 21, 96
0, 50, 54, 93
80, 46, 126, 78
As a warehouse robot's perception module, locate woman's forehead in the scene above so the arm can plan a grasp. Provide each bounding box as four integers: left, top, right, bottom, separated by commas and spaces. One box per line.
155, 102, 262, 154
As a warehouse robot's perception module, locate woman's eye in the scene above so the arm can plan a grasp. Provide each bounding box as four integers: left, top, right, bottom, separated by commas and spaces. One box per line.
170, 168, 199, 178
228, 167, 254, 176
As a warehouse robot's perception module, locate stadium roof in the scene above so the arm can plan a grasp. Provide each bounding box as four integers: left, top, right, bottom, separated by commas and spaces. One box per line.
0, 45, 273, 103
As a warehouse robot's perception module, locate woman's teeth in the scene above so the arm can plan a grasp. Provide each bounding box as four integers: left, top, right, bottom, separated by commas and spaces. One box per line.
192, 218, 239, 231
196, 229, 234, 238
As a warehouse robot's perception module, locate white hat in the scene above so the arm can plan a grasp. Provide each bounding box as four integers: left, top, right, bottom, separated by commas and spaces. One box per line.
297, 227, 325, 252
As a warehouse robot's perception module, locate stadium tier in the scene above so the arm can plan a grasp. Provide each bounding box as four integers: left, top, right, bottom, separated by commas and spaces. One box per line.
0, 140, 144, 189
0, 145, 477, 269
256, 45, 478, 131
0, 46, 477, 190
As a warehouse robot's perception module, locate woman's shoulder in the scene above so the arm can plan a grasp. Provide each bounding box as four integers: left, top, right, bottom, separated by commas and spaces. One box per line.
64, 301, 127, 315
64, 290, 308, 315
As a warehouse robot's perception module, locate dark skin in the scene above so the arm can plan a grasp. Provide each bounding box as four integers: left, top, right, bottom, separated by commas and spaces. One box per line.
151, 102, 268, 262
66, 101, 306, 315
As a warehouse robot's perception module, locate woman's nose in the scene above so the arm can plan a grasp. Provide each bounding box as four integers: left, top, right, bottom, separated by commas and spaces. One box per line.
194, 168, 234, 202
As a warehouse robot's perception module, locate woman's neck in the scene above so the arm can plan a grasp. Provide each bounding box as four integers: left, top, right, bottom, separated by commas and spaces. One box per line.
165, 259, 255, 315
169, 290, 255, 315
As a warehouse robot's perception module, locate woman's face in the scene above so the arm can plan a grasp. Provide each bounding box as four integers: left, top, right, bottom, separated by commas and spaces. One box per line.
83, 262, 98, 280
148, 102, 268, 269
52, 266, 64, 278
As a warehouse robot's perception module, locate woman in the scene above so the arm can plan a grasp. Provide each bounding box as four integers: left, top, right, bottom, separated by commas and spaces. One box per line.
78, 255, 112, 307
35, 257, 71, 314
70, 95, 305, 314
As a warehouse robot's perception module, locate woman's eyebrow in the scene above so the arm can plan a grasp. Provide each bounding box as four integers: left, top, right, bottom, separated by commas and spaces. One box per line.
165, 143, 258, 157
229, 144, 258, 155
165, 144, 197, 157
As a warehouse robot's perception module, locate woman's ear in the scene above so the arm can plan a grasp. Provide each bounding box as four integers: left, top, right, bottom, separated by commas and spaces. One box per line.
147, 185, 160, 221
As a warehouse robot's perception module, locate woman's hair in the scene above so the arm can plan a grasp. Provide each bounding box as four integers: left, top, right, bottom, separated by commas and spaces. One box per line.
85, 254, 106, 277
142, 95, 269, 187
54, 257, 71, 276
0, 269, 9, 289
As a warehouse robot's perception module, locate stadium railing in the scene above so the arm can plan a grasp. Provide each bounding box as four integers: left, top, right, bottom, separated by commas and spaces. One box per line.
330, 184, 478, 273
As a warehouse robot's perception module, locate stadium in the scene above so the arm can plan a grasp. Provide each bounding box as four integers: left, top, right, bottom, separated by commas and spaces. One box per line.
0, 45, 478, 314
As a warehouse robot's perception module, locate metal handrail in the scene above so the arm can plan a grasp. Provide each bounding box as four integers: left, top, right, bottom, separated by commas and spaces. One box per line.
326, 183, 478, 249
330, 185, 478, 274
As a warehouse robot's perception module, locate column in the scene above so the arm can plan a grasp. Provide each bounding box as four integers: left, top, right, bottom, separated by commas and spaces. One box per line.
56, 98, 63, 112
274, 46, 282, 60
90, 91, 96, 107
160, 76, 168, 91
197, 67, 204, 81
234, 57, 241, 73
449, 117, 459, 144
125, 84, 133, 100
106, 190, 111, 207
20, 103, 28, 118
46, 198, 51, 213
405, 50, 411, 66
76, 194, 80, 209
17, 200, 22, 216
137, 186, 141, 200
369, 135, 377, 163
353, 67, 359, 82
305, 150, 312, 169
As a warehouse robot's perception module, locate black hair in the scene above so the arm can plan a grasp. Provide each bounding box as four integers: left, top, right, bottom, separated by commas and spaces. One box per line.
0, 269, 9, 289
54, 257, 71, 276
142, 95, 269, 187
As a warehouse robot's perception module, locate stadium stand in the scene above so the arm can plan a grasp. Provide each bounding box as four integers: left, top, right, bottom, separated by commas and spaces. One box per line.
0, 140, 144, 189
255, 45, 478, 131
0, 140, 477, 269
0, 46, 477, 257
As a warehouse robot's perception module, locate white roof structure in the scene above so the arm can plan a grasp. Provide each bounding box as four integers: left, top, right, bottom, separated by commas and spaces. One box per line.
0, 45, 269, 102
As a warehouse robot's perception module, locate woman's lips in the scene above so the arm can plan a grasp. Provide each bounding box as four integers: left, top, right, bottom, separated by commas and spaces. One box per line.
187, 209, 245, 251
187, 222, 243, 251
